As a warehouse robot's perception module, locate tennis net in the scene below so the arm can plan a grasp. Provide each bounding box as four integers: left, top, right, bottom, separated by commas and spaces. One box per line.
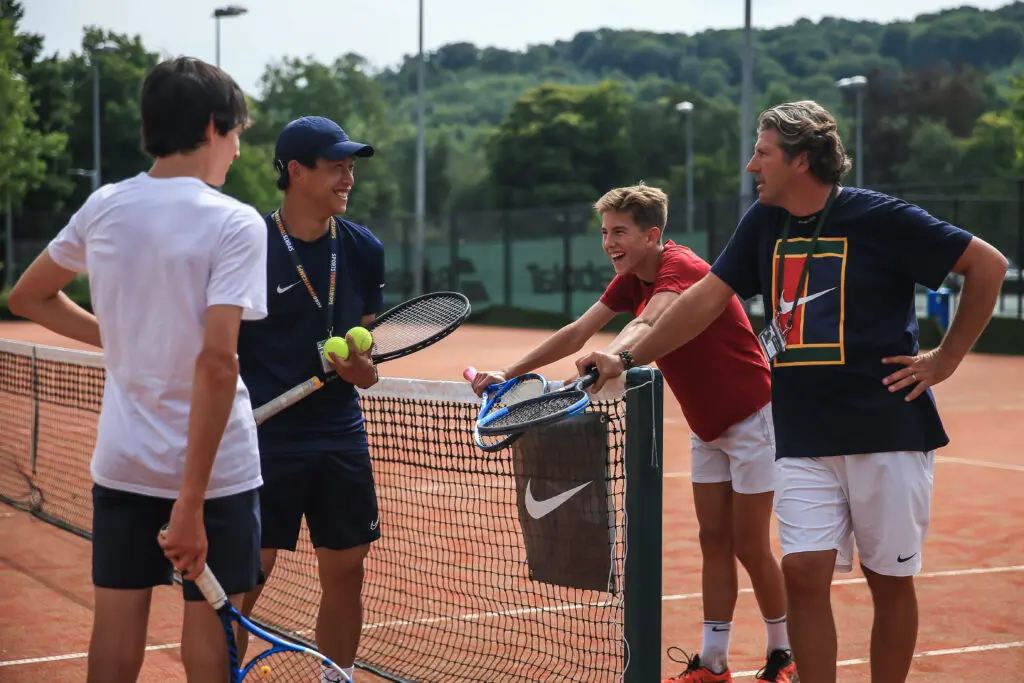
0, 338, 664, 682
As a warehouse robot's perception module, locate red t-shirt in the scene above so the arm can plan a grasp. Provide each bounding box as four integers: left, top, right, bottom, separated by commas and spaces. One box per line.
599, 241, 772, 443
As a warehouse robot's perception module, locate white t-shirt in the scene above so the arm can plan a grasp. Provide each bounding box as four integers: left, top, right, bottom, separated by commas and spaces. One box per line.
48, 173, 268, 500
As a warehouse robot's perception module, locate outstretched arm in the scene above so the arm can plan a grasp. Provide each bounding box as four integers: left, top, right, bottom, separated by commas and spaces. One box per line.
602, 290, 681, 355
575, 273, 738, 390
469, 300, 617, 395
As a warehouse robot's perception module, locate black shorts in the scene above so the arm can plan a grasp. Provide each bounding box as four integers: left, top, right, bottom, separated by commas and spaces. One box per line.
258, 450, 381, 552
91, 483, 262, 601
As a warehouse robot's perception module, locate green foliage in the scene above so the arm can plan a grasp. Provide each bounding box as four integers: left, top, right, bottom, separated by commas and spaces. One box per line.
4, 0, 1024, 231
0, 6, 67, 208
486, 81, 633, 208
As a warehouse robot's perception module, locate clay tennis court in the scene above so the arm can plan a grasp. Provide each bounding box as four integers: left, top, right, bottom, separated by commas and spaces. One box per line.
1, 319, 1022, 682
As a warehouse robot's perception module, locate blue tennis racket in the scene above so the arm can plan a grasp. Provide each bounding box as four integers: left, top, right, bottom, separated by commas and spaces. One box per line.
475, 367, 600, 438
160, 526, 351, 682
464, 366, 549, 451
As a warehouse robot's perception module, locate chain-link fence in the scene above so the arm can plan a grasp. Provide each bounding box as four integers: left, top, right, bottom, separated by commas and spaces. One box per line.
4, 179, 1023, 319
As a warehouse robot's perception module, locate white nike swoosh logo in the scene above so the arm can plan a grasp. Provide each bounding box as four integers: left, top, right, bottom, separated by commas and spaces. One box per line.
379, 283, 386, 288
370, 516, 379, 531
524, 479, 591, 520
276, 282, 300, 294
779, 287, 836, 314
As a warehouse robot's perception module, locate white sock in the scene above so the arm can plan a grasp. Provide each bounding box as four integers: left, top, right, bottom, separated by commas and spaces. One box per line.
701, 621, 732, 673
765, 615, 791, 654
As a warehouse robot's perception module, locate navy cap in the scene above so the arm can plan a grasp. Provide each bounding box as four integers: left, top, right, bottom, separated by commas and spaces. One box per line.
273, 116, 374, 173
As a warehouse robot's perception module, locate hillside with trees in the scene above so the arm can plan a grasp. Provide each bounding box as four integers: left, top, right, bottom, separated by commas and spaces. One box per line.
3, 0, 1024, 232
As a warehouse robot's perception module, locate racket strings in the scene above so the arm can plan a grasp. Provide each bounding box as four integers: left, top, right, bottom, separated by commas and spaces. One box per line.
371, 295, 468, 354
242, 649, 343, 681
487, 391, 584, 429
493, 378, 545, 410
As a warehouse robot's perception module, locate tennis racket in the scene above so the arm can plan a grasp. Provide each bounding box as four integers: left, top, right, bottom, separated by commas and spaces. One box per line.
253, 291, 471, 425
475, 367, 600, 437
159, 527, 351, 682
463, 366, 549, 452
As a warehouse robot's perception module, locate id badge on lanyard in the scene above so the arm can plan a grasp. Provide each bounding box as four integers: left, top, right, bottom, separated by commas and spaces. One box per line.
272, 210, 338, 373
757, 318, 787, 363
758, 185, 838, 364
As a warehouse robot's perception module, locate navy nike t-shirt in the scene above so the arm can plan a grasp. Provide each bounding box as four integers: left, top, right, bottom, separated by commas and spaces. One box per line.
710, 187, 973, 459
238, 213, 386, 459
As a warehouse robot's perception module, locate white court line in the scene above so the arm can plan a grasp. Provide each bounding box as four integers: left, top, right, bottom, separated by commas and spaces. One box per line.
731, 641, 1024, 678
2, 565, 1021, 669
664, 564, 1024, 602
0, 643, 179, 667
935, 455, 1024, 473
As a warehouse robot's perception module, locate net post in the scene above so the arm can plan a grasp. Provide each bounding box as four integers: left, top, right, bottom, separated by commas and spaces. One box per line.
622, 366, 663, 683
30, 345, 40, 475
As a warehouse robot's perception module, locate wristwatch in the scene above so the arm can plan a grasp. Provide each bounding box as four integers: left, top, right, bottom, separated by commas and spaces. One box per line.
618, 349, 636, 370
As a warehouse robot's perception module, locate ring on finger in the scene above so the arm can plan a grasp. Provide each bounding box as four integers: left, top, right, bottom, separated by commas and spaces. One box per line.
911, 372, 918, 382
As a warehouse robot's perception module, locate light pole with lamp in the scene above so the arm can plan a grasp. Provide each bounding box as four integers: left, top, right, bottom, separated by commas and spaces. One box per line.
738, 0, 754, 220
675, 101, 695, 234
91, 43, 119, 192
412, 0, 427, 297
836, 75, 868, 187
213, 5, 248, 68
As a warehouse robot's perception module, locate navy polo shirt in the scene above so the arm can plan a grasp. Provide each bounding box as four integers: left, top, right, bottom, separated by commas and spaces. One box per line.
238, 213, 386, 457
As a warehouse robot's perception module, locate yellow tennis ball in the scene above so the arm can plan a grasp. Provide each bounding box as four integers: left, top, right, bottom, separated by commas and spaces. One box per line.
347, 326, 373, 353
323, 335, 349, 361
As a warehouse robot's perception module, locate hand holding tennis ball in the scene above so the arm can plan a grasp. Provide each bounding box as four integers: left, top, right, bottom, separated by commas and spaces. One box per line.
323, 335, 350, 361
323, 326, 377, 389
323, 327, 373, 363
347, 326, 373, 354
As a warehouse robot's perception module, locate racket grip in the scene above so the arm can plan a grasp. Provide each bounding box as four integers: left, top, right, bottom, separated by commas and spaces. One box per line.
158, 524, 228, 609
192, 566, 228, 609
253, 377, 324, 425
463, 366, 477, 381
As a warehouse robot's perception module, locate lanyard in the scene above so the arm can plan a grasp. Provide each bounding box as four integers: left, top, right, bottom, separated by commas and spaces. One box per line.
272, 209, 338, 338
774, 185, 838, 336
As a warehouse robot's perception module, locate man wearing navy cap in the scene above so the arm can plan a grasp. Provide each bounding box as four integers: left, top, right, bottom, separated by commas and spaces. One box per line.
236, 116, 386, 683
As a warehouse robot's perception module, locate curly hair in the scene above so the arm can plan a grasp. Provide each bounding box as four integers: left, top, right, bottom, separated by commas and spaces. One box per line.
757, 101, 852, 184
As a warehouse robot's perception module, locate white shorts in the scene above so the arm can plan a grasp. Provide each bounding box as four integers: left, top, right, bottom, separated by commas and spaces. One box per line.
690, 403, 776, 495
774, 451, 935, 576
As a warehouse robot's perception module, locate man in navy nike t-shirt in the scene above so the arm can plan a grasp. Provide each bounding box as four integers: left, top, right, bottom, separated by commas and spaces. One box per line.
236, 116, 385, 683
574, 101, 1009, 683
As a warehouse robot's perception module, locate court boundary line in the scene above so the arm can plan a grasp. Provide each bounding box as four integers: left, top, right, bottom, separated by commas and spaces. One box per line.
5, 637, 1022, 674
3, 563, 1021, 670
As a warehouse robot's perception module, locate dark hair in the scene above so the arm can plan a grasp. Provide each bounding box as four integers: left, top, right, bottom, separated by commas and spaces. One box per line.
140, 57, 249, 158
756, 100, 852, 184
275, 156, 316, 191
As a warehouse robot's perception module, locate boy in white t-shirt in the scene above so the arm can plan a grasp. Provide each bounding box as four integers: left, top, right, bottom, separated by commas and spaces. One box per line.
8, 57, 268, 682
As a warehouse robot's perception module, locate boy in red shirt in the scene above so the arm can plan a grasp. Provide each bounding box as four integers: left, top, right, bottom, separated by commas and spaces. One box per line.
469, 184, 797, 683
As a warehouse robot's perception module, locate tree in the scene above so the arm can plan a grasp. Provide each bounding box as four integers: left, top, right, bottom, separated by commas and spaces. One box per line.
221, 142, 279, 215
249, 54, 400, 218
486, 81, 632, 209
0, 10, 67, 209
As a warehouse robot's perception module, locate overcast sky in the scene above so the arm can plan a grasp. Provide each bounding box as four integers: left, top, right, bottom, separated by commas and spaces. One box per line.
22, 0, 1015, 95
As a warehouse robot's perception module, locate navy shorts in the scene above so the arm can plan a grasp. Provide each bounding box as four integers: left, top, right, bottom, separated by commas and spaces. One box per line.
258, 450, 381, 552
91, 483, 262, 601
